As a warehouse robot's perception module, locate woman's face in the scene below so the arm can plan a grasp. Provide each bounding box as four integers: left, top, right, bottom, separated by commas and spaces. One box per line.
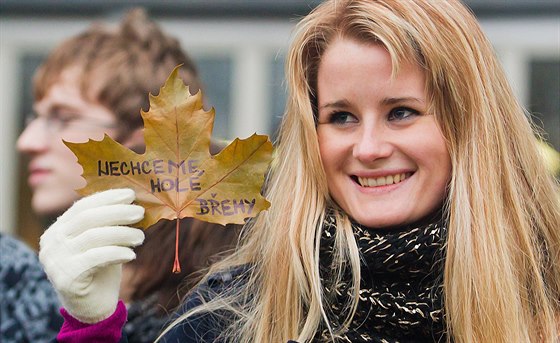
316, 37, 451, 228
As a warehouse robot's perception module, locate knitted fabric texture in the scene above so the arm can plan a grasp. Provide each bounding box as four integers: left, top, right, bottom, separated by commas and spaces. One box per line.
124, 293, 171, 343
57, 300, 127, 343
317, 213, 447, 343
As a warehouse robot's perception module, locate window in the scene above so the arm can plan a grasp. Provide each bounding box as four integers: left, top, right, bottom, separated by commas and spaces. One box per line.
529, 59, 560, 150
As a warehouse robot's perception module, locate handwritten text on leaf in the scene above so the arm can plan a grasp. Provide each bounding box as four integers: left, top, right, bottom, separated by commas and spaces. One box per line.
64, 67, 272, 229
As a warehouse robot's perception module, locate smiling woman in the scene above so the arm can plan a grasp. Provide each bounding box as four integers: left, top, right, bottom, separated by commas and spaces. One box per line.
37, 1, 559, 342
159, 0, 558, 341
316, 39, 451, 228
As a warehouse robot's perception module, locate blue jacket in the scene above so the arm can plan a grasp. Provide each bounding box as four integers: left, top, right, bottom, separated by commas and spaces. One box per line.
152, 266, 249, 343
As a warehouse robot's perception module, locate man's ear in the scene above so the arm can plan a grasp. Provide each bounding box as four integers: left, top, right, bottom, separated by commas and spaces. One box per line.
121, 128, 146, 153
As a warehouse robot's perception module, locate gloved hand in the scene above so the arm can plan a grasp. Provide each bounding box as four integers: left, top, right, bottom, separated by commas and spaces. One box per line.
39, 188, 145, 324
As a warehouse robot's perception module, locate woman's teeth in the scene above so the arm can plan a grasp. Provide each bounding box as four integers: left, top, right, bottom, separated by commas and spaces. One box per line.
357, 173, 411, 187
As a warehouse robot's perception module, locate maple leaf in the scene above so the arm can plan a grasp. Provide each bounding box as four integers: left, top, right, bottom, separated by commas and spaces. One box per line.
64, 66, 272, 272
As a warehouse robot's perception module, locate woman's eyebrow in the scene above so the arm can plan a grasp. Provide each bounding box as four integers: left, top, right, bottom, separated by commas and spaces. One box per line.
319, 99, 350, 110
319, 97, 425, 110
381, 97, 424, 105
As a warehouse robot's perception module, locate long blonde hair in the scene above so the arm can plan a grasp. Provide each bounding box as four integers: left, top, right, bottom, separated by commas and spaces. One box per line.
162, 1, 560, 342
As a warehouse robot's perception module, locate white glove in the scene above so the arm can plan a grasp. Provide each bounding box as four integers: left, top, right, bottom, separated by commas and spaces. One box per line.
39, 188, 145, 324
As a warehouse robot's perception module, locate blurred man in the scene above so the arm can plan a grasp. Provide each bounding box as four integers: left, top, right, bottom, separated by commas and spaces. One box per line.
16, 8, 238, 343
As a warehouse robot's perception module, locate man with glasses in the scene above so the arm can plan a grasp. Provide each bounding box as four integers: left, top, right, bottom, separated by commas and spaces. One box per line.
18, 69, 123, 216
17, 10, 201, 217
15, 8, 239, 343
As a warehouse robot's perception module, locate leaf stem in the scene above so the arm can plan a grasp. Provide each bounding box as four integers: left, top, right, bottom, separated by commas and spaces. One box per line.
172, 217, 181, 273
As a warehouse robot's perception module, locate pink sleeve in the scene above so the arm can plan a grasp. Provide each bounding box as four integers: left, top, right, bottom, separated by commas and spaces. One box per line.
57, 300, 127, 343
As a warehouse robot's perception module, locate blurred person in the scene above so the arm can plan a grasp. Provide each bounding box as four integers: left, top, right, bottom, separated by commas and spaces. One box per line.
0, 232, 63, 343
16, 8, 239, 343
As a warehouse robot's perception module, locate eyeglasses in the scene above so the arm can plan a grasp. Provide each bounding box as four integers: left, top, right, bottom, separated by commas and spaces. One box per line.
24, 111, 117, 134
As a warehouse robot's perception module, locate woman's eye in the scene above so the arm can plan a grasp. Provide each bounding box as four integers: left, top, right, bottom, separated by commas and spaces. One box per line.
388, 107, 419, 121
329, 111, 357, 125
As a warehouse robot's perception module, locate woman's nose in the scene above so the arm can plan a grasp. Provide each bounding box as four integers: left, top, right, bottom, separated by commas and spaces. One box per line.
352, 125, 393, 163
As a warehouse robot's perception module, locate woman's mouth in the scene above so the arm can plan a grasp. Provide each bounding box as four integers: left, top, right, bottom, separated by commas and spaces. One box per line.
354, 172, 413, 187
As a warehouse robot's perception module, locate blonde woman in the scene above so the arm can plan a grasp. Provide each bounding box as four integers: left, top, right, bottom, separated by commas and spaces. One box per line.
40, 0, 559, 342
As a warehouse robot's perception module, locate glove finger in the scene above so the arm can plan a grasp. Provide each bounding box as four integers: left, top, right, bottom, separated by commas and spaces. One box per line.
62, 204, 144, 237
60, 189, 136, 222
77, 246, 138, 271
71, 227, 145, 250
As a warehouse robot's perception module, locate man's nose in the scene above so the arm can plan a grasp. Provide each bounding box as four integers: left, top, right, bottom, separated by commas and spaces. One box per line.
17, 119, 49, 154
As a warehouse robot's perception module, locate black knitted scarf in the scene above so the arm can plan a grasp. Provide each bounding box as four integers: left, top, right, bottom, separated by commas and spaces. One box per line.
317, 212, 448, 342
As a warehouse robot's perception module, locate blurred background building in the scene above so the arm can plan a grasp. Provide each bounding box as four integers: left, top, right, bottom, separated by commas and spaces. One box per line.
1, 0, 559, 246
